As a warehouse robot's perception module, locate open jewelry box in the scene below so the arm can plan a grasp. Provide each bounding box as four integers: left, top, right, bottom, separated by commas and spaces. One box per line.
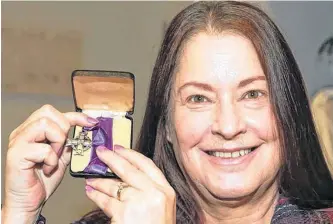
69, 70, 135, 178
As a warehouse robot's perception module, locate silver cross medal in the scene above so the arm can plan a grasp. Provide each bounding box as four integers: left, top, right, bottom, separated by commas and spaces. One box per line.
65, 130, 92, 156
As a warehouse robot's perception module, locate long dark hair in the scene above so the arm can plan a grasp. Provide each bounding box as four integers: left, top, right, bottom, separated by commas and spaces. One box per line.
136, 1, 333, 223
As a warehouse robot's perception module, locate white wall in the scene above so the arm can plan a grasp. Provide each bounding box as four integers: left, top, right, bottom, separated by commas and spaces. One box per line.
267, 1, 333, 97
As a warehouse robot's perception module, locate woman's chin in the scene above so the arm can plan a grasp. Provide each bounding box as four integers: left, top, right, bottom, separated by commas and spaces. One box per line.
205, 176, 258, 200
208, 186, 256, 202
212, 188, 252, 200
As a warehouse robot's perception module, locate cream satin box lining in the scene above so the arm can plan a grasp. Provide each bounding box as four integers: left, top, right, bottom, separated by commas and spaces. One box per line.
82, 109, 128, 119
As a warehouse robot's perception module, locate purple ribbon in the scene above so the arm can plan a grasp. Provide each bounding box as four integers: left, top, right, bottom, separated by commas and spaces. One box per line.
83, 117, 113, 175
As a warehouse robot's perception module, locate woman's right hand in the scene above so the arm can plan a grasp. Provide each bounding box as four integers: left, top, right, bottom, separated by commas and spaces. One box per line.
2, 104, 99, 223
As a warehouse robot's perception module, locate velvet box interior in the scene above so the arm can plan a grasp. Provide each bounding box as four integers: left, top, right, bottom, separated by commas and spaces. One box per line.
69, 70, 134, 178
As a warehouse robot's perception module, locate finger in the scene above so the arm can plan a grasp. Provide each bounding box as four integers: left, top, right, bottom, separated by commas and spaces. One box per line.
26, 143, 59, 175
63, 112, 99, 127
9, 104, 99, 142
8, 143, 59, 175
9, 104, 99, 141
85, 185, 122, 218
13, 117, 66, 157
58, 145, 73, 167
9, 105, 68, 141
113, 146, 169, 186
86, 178, 138, 201
96, 146, 154, 191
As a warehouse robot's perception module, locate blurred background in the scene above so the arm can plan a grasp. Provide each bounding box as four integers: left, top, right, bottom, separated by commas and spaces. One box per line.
2, 1, 333, 223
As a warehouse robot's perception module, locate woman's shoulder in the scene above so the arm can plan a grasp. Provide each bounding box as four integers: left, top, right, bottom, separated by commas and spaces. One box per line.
272, 196, 333, 224
69, 198, 333, 224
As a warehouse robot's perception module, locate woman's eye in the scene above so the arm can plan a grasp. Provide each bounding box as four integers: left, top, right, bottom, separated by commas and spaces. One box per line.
244, 90, 264, 99
187, 95, 209, 103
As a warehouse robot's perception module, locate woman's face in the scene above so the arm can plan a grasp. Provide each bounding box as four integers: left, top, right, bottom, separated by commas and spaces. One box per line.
172, 33, 281, 199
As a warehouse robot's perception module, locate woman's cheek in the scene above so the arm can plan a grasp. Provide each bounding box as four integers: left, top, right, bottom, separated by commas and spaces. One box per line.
175, 109, 213, 148
243, 108, 277, 140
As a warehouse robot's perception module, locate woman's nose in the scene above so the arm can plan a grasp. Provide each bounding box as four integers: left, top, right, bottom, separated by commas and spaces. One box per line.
211, 101, 246, 140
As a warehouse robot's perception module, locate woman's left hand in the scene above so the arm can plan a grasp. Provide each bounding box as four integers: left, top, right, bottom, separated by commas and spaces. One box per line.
85, 145, 176, 224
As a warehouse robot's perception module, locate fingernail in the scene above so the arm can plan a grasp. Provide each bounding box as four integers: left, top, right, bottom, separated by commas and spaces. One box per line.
85, 185, 94, 192
96, 145, 108, 153
114, 144, 125, 150
87, 117, 99, 124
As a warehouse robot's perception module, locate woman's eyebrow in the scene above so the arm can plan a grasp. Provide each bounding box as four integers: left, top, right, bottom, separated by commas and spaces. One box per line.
238, 75, 266, 88
178, 81, 214, 94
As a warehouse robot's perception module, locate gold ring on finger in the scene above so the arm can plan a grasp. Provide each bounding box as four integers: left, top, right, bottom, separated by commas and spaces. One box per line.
116, 182, 129, 201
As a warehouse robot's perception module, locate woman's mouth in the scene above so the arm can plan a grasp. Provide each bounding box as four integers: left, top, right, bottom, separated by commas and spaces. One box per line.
202, 146, 260, 167
206, 147, 257, 158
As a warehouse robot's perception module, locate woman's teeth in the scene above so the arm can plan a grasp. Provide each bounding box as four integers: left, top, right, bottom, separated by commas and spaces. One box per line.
209, 148, 254, 158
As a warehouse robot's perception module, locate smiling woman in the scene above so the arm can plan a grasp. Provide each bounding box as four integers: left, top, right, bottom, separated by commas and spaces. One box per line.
2, 1, 333, 224
173, 34, 279, 204
136, 1, 333, 223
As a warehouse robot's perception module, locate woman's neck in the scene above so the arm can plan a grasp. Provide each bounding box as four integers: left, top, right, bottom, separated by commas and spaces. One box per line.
197, 183, 279, 224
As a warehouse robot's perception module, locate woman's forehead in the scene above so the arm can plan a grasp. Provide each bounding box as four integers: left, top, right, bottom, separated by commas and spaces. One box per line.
176, 33, 265, 86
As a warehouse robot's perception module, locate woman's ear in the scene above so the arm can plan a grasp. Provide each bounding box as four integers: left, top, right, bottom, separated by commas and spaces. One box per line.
166, 125, 172, 143
165, 107, 174, 143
